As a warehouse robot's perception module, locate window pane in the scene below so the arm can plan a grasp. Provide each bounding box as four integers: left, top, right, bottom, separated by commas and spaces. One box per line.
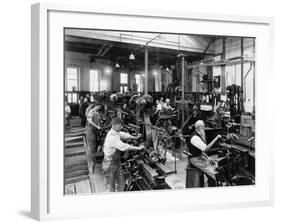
66, 67, 79, 91
67, 73, 77, 80
72, 94, 78, 103
120, 73, 128, 84
120, 86, 123, 93
90, 70, 99, 91
67, 68, 78, 79
124, 86, 128, 92
67, 80, 78, 91
67, 94, 72, 103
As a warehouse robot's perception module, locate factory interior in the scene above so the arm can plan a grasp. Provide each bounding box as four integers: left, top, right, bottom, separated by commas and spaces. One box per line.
64, 29, 255, 194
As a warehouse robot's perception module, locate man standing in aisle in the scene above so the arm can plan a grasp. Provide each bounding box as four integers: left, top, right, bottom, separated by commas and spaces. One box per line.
79, 97, 89, 128
86, 104, 101, 164
102, 117, 144, 192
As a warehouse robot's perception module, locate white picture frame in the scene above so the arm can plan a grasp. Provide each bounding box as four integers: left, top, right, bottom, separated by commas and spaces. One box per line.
31, 2, 274, 221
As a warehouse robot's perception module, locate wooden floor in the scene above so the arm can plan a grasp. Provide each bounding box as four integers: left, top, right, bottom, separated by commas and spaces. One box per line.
64, 118, 106, 195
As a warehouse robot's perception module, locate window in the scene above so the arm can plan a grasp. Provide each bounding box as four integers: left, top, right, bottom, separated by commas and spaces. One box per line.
120, 73, 128, 84
135, 74, 143, 92
66, 67, 79, 91
120, 85, 128, 93
120, 73, 128, 93
65, 66, 79, 104
90, 69, 100, 91
67, 93, 78, 103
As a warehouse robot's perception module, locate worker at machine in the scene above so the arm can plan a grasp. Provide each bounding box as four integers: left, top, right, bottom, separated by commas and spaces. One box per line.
102, 117, 144, 192
153, 99, 163, 115
162, 98, 175, 113
85, 102, 95, 119
159, 97, 164, 106
86, 104, 102, 163
190, 120, 221, 158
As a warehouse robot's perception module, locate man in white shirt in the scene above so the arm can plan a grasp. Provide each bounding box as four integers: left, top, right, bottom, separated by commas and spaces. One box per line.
102, 117, 144, 192
162, 98, 175, 111
190, 120, 221, 158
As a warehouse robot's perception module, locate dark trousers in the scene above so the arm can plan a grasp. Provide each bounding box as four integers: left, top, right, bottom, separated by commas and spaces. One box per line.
102, 160, 125, 192
65, 114, 70, 128
86, 129, 98, 161
80, 116, 87, 128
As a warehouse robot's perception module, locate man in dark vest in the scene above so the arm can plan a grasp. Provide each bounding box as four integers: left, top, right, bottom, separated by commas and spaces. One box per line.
190, 120, 221, 158
102, 117, 144, 192
189, 120, 221, 187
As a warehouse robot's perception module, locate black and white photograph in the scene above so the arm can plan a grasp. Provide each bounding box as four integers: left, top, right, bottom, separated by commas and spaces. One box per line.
63, 29, 256, 194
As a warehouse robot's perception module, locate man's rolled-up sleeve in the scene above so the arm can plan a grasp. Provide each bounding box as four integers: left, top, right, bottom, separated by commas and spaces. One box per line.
191, 136, 207, 152
119, 131, 133, 140
115, 138, 131, 151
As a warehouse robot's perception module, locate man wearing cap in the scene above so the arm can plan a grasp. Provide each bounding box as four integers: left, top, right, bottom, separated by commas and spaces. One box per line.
102, 117, 144, 192
190, 120, 221, 158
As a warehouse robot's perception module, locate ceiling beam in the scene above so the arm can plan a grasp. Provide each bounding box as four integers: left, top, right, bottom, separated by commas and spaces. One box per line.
203, 38, 217, 54
100, 45, 113, 57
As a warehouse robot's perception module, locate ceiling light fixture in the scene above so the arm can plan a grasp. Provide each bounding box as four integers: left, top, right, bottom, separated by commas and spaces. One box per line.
115, 62, 120, 68
129, 52, 135, 60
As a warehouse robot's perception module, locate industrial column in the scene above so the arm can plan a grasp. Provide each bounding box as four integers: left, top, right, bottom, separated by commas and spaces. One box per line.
253, 38, 255, 112
181, 55, 185, 126
145, 46, 148, 95
221, 37, 226, 95
144, 34, 160, 95
241, 37, 244, 113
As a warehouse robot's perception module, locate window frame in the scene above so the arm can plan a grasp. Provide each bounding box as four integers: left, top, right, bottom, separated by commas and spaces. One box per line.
89, 69, 101, 92
66, 65, 80, 92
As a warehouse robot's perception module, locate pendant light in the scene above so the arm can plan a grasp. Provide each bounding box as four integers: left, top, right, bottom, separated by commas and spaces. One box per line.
129, 52, 135, 60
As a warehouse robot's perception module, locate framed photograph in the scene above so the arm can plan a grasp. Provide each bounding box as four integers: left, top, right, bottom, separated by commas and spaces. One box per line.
31, 2, 274, 221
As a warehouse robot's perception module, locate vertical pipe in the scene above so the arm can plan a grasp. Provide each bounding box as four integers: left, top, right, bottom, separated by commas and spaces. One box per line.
128, 65, 130, 91
157, 48, 160, 92
221, 37, 226, 95
241, 37, 244, 113
181, 55, 185, 127
253, 38, 255, 113
145, 46, 148, 95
